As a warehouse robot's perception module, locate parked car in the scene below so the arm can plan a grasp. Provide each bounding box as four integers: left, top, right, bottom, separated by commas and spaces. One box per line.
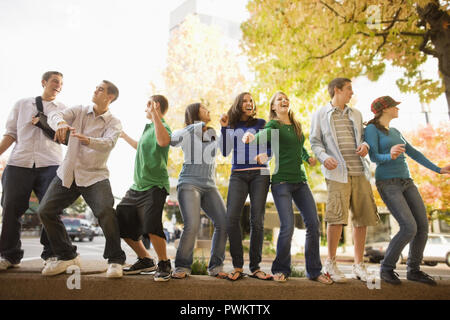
365, 241, 391, 264
62, 218, 95, 242
365, 233, 450, 267
399, 234, 450, 267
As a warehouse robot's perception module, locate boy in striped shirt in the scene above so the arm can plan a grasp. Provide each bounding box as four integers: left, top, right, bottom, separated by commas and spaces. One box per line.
310, 78, 379, 283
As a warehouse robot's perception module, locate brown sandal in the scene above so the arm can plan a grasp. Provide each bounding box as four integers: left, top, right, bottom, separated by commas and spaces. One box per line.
172, 271, 188, 279
227, 270, 245, 281
273, 273, 287, 282
214, 271, 229, 279
249, 270, 273, 281
312, 273, 334, 285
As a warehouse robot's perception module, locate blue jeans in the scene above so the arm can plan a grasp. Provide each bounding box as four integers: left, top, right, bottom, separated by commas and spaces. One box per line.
271, 182, 322, 279
0, 165, 57, 264
226, 169, 269, 272
175, 184, 227, 275
376, 178, 428, 273
38, 177, 126, 264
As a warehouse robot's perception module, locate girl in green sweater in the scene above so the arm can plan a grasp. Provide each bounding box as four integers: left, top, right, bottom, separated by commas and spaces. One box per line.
243, 92, 332, 284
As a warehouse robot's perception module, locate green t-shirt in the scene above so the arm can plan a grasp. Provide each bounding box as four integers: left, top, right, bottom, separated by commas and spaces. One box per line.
131, 119, 172, 193
256, 119, 310, 184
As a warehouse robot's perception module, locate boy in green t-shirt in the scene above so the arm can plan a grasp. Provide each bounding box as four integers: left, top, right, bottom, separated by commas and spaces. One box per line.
117, 95, 172, 281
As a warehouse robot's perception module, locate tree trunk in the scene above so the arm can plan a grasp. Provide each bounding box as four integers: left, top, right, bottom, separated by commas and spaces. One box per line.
445, 75, 450, 119
417, 1, 450, 119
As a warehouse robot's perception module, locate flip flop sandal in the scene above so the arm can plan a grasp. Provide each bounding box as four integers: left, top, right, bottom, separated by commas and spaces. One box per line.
249, 270, 273, 281
214, 272, 229, 280
172, 271, 188, 279
227, 270, 245, 281
273, 273, 287, 282
312, 273, 333, 285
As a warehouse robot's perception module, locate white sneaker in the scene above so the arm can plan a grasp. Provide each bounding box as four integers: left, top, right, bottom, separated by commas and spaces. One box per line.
0, 258, 19, 271
43, 257, 58, 267
42, 255, 81, 276
352, 262, 370, 282
106, 263, 123, 278
323, 258, 347, 283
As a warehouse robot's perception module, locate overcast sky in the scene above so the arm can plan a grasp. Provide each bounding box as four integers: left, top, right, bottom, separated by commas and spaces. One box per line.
0, 0, 447, 198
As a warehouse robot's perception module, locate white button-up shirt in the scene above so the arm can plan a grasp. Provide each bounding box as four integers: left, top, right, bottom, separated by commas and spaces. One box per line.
48, 105, 122, 188
310, 102, 371, 183
4, 97, 66, 168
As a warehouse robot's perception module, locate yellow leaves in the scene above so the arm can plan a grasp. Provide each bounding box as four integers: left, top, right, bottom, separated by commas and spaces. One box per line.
162, 14, 248, 188
404, 123, 450, 210
243, 0, 443, 115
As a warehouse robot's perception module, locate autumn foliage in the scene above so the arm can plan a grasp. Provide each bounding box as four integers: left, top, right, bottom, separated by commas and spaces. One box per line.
404, 123, 449, 212
162, 15, 248, 198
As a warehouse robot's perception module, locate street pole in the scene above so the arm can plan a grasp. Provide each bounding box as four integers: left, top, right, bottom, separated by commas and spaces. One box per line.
419, 71, 430, 125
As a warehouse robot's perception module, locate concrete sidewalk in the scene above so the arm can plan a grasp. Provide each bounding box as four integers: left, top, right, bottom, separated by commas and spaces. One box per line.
0, 259, 449, 300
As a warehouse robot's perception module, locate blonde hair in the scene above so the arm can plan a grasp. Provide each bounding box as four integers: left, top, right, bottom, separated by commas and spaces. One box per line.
269, 91, 303, 141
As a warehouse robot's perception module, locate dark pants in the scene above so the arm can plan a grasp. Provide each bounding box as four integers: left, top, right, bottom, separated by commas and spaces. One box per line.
0, 165, 57, 264
38, 177, 126, 264
226, 170, 270, 273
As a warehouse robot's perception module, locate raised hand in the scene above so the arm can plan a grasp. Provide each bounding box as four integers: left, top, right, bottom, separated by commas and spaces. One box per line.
242, 132, 255, 144
390, 144, 406, 160
220, 114, 229, 127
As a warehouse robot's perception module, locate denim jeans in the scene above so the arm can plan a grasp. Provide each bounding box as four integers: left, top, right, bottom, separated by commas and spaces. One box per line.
0, 165, 57, 264
175, 184, 227, 275
271, 182, 322, 279
376, 178, 428, 273
38, 177, 126, 264
226, 169, 270, 272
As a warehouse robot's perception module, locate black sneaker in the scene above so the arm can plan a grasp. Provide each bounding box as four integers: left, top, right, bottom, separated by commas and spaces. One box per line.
154, 259, 171, 282
380, 270, 401, 285
407, 270, 437, 286
123, 257, 157, 275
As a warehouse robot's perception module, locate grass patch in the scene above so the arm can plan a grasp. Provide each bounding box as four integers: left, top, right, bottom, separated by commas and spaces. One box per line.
290, 265, 306, 278
191, 256, 208, 275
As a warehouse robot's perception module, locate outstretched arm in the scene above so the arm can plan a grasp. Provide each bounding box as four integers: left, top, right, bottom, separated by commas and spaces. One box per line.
402, 132, 441, 174
120, 130, 138, 150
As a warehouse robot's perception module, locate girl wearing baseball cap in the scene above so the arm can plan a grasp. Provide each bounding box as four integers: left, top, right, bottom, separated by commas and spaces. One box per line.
364, 96, 450, 286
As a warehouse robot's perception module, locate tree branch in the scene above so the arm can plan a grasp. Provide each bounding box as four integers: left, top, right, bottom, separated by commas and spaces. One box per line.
383, 7, 402, 33
357, 31, 425, 37
375, 35, 388, 55
310, 37, 350, 59
319, 1, 346, 21
419, 30, 439, 57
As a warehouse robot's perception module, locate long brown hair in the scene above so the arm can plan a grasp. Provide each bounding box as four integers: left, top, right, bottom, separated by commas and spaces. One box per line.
227, 92, 258, 128
184, 102, 202, 126
184, 102, 214, 140
269, 91, 303, 141
365, 112, 389, 135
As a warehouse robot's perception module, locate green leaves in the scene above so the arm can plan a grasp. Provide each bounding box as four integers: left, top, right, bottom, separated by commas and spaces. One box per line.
242, 0, 444, 110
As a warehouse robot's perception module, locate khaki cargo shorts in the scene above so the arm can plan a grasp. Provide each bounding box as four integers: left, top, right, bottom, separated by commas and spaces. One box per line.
325, 175, 379, 227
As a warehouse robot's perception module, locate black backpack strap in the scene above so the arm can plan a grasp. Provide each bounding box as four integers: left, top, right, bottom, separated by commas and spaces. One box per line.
35, 96, 44, 113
